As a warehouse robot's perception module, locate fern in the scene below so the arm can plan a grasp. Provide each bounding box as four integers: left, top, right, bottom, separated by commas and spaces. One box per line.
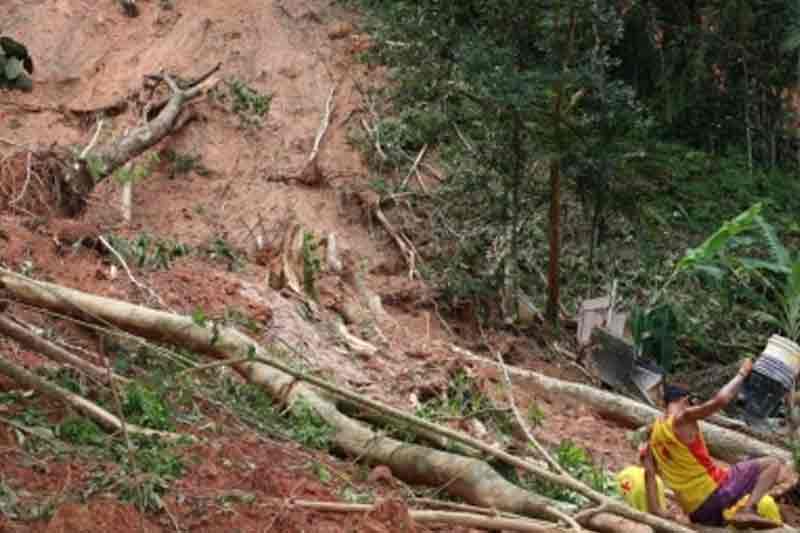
755, 215, 790, 268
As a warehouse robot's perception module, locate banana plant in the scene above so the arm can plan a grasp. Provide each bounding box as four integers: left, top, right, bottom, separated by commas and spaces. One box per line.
735, 216, 800, 342
632, 203, 764, 371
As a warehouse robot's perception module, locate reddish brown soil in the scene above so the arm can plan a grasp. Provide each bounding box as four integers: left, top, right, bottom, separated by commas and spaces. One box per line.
1, 0, 798, 532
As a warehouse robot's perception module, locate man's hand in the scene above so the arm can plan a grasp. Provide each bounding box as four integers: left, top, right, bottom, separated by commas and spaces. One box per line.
641, 444, 660, 476
738, 358, 753, 378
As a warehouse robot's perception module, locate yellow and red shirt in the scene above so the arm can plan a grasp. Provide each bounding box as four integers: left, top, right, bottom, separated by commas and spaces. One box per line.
649, 416, 728, 513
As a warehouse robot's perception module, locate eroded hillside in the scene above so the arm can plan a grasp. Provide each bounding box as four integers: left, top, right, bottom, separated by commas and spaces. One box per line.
1, 1, 798, 532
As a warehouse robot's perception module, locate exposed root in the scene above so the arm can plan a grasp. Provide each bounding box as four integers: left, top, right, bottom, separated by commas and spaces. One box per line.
0, 148, 72, 217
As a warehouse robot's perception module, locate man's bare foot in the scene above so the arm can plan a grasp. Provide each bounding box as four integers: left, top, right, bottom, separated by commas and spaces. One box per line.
727, 510, 780, 530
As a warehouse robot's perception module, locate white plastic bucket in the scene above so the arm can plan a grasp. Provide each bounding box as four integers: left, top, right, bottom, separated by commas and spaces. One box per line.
761, 334, 800, 377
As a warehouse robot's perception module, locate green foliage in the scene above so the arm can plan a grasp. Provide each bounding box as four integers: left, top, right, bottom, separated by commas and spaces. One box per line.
128, 437, 184, 479
349, 0, 800, 364
527, 402, 546, 428
613, 1, 798, 167
792, 440, 800, 474
215, 78, 273, 128
412, 371, 513, 442
213, 376, 290, 438
40, 366, 88, 396
122, 382, 174, 431
106, 233, 190, 270
191, 307, 208, 329
311, 461, 332, 484
676, 203, 763, 275
641, 207, 800, 351
57, 416, 104, 446
630, 203, 766, 371
222, 307, 260, 333
631, 304, 677, 371
302, 231, 322, 300
113, 152, 161, 184
523, 440, 618, 503
204, 236, 242, 271
85, 155, 108, 180
346, 0, 649, 321
93, 436, 186, 513
726, 215, 800, 341
162, 149, 208, 178
288, 399, 334, 450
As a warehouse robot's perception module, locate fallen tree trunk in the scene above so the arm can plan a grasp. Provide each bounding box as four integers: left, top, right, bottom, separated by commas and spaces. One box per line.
0, 270, 571, 524
451, 346, 792, 464
582, 513, 654, 533
0, 314, 126, 385
286, 499, 571, 532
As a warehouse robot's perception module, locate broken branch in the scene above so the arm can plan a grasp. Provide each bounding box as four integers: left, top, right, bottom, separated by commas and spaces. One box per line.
0, 313, 126, 385
0, 347, 187, 442
287, 499, 573, 532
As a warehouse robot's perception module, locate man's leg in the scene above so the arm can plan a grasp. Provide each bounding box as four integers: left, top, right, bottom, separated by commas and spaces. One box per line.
728, 457, 781, 528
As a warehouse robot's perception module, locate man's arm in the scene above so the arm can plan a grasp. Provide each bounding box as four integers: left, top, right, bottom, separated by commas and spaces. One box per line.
642, 445, 668, 518
678, 358, 753, 424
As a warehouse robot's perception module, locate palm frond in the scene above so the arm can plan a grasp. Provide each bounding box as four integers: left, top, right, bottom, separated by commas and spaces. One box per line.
737, 257, 791, 275
755, 215, 790, 268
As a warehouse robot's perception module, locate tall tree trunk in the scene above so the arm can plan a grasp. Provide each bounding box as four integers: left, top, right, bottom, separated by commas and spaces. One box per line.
796, 47, 800, 169
546, 157, 561, 325
509, 114, 523, 322
546, 90, 562, 325
743, 59, 753, 177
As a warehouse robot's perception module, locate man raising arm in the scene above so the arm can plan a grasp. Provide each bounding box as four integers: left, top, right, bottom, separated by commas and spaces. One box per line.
644, 359, 782, 529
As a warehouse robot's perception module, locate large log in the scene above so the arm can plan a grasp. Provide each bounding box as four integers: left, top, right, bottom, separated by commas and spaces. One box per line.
451, 346, 792, 465
0, 270, 569, 523
0, 314, 125, 385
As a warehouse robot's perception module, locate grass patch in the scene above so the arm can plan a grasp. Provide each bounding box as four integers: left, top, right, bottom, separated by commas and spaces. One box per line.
161, 148, 210, 178
122, 382, 174, 431
203, 236, 243, 271
289, 399, 335, 450
213, 78, 273, 128
520, 440, 619, 504
106, 233, 190, 271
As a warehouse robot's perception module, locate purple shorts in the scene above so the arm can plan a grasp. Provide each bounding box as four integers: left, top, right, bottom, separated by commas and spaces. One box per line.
688, 460, 761, 526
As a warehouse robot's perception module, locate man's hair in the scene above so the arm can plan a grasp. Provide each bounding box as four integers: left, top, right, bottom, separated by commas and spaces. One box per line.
663, 384, 690, 405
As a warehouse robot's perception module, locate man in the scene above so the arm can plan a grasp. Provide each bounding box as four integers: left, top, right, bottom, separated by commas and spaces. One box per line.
642, 358, 783, 529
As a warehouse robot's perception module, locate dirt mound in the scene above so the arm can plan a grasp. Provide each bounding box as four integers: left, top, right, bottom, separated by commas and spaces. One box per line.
0, 1, 448, 531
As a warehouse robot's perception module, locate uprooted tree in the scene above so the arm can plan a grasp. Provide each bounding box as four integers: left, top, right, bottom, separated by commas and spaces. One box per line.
0, 63, 219, 217
1, 268, 797, 533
